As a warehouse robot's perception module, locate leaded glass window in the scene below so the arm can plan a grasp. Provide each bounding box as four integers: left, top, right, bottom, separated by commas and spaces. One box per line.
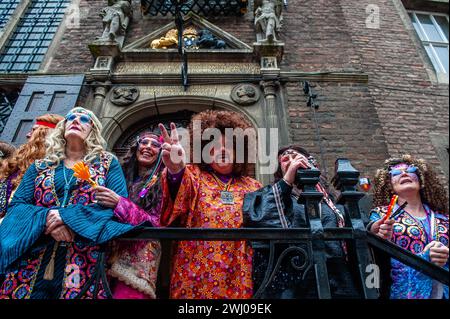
0, 0, 70, 73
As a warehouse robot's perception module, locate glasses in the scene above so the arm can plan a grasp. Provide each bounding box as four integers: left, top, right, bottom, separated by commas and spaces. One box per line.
138, 138, 161, 149
389, 165, 418, 177
66, 113, 91, 125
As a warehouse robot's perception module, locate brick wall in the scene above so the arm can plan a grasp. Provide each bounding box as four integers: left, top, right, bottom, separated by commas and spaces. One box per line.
47, 0, 104, 73
285, 81, 389, 181
280, 0, 361, 72
339, 0, 449, 184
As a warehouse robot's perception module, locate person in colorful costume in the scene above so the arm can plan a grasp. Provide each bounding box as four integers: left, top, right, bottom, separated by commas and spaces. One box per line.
94, 132, 167, 299
0, 114, 63, 220
243, 145, 358, 298
368, 155, 449, 299
0, 107, 134, 299
159, 110, 262, 299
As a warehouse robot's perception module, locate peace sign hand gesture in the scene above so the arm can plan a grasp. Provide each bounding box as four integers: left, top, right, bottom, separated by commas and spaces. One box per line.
159, 122, 186, 174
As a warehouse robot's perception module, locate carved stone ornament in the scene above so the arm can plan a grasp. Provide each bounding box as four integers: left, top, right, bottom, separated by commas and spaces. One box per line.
94, 56, 113, 70
231, 84, 261, 106
110, 86, 140, 106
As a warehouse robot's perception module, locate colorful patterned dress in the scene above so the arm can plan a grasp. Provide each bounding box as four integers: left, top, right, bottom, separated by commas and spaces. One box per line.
161, 165, 262, 299
370, 204, 449, 299
0, 153, 134, 299
109, 168, 169, 299
0, 171, 18, 220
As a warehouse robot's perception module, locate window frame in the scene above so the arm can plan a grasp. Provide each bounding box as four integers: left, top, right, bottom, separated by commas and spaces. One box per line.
0, 0, 70, 73
0, 0, 21, 30
408, 10, 449, 75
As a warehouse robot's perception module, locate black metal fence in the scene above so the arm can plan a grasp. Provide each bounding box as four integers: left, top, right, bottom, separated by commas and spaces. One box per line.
78, 158, 449, 299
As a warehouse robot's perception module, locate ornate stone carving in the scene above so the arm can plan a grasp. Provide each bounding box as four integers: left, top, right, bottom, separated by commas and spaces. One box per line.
98, 0, 132, 43
261, 56, 278, 70
110, 86, 139, 106
231, 84, 261, 106
114, 62, 261, 74
94, 56, 113, 70
254, 0, 282, 43
150, 29, 178, 49
197, 29, 226, 49
260, 80, 280, 97
183, 26, 199, 49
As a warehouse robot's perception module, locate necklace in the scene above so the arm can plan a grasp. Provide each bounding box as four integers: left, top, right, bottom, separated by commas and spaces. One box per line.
61, 164, 75, 208
139, 150, 163, 198
210, 172, 235, 205
404, 204, 436, 243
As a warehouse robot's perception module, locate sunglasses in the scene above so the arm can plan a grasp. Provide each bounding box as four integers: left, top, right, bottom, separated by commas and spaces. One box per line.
138, 138, 161, 149
66, 113, 91, 125
389, 165, 418, 177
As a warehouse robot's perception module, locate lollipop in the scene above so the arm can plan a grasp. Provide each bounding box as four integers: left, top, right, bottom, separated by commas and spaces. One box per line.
73, 161, 97, 187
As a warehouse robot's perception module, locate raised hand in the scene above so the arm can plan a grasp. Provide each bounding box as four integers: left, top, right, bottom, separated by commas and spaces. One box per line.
282, 153, 311, 185
159, 122, 186, 174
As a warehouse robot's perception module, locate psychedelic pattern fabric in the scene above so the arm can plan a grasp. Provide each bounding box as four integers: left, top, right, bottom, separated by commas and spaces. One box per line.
0, 153, 115, 299
370, 205, 449, 299
161, 165, 262, 299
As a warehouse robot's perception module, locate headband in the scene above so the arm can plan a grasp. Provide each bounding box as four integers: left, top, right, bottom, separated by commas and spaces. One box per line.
36, 120, 57, 129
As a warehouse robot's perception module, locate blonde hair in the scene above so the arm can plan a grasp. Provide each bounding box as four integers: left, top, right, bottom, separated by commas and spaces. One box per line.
44, 107, 107, 167
0, 113, 63, 188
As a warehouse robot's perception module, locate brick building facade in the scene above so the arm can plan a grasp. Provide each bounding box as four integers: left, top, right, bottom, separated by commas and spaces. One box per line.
0, 0, 448, 198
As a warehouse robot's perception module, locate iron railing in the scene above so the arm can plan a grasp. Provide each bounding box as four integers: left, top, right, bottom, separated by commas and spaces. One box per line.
77, 158, 449, 299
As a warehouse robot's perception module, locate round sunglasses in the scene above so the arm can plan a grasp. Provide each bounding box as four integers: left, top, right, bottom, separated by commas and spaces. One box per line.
137, 137, 161, 149
65, 113, 91, 125
389, 165, 418, 177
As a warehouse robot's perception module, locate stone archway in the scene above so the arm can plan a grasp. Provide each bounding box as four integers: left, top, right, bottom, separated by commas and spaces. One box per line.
111, 109, 195, 160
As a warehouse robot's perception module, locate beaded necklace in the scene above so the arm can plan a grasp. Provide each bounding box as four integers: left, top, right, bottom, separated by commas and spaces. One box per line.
138, 150, 163, 198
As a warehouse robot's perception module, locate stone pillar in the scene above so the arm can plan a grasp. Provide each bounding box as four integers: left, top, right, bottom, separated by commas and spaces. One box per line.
260, 80, 280, 131
91, 83, 109, 118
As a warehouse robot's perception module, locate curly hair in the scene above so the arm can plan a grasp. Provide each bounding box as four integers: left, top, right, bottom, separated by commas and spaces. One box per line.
44, 107, 107, 168
188, 109, 254, 176
0, 140, 15, 160
373, 154, 448, 214
0, 114, 63, 189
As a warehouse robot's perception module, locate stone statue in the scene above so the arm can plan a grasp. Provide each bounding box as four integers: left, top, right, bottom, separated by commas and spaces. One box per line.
197, 29, 226, 49
254, 0, 282, 42
98, 0, 132, 42
150, 29, 179, 49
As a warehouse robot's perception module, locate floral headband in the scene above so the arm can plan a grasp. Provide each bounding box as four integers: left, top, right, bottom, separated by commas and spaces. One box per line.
136, 133, 164, 145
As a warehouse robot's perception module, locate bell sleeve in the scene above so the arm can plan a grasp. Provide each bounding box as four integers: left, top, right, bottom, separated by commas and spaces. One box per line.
0, 163, 48, 273
160, 165, 201, 227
